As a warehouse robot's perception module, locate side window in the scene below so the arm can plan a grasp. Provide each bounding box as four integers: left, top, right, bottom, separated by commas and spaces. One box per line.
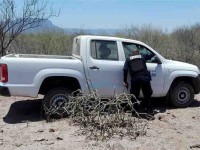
122, 42, 155, 63
90, 40, 118, 61
122, 42, 137, 59
73, 38, 80, 56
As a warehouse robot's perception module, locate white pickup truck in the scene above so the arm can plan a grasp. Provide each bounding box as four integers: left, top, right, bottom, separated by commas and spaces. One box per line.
0, 35, 199, 109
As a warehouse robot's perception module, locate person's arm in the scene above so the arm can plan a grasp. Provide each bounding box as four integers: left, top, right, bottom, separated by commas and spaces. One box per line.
142, 53, 155, 62
124, 71, 128, 83
123, 59, 129, 88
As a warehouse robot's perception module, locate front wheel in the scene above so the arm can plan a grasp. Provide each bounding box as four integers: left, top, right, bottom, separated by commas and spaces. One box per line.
43, 87, 72, 118
169, 82, 194, 108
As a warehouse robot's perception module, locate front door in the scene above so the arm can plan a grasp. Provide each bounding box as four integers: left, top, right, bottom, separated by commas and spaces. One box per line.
122, 42, 165, 97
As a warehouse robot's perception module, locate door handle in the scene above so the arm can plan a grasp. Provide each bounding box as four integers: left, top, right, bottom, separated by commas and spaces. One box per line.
89, 66, 99, 70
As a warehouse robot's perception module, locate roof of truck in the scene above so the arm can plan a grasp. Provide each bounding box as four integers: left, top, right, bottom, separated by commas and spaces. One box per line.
76, 35, 144, 44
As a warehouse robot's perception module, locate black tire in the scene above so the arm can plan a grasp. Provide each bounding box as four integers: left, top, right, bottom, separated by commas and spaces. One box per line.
43, 87, 72, 119
169, 82, 194, 108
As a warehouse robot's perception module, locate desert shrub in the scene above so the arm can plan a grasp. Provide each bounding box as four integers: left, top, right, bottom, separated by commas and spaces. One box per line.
171, 24, 200, 66
116, 23, 200, 67
8, 31, 76, 55
43, 90, 152, 141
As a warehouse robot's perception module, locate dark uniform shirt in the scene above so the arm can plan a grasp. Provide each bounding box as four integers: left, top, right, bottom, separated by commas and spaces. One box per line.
123, 53, 154, 82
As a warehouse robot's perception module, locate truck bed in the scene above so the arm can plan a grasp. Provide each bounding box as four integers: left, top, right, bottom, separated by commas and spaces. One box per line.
5, 54, 74, 59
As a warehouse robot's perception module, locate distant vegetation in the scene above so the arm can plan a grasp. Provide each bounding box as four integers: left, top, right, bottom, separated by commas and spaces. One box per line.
7, 23, 200, 67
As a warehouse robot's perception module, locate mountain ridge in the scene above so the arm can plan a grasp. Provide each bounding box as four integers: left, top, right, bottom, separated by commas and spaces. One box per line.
25, 19, 121, 35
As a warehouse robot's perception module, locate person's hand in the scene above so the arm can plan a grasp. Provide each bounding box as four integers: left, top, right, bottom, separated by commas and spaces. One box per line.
124, 82, 129, 89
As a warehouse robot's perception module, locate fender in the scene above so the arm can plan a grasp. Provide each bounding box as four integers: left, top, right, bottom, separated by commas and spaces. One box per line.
33, 68, 89, 97
162, 70, 199, 96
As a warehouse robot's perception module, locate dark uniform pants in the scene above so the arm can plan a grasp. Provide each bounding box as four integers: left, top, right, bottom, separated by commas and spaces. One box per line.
130, 78, 153, 112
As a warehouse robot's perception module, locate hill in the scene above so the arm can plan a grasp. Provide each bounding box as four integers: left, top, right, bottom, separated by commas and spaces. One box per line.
24, 19, 121, 35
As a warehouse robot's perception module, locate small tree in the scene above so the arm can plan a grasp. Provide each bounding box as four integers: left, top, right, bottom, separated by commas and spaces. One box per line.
0, 0, 57, 56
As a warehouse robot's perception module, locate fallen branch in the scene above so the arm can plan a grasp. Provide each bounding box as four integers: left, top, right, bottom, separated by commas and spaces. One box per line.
43, 90, 152, 141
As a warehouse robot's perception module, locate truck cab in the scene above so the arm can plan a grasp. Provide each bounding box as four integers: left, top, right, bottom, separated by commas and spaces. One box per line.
73, 35, 200, 107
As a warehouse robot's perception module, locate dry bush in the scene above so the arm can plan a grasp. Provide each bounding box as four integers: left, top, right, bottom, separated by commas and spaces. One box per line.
9, 31, 75, 55
117, 23, 200, 68
43, 90, 153, 141
171, 24, 200, 66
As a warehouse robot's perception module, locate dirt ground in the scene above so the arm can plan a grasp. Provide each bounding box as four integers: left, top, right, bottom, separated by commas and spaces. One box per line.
0, 95, 200, 150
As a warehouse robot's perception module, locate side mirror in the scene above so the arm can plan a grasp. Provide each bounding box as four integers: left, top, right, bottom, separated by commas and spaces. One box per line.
152, 56, 162, 64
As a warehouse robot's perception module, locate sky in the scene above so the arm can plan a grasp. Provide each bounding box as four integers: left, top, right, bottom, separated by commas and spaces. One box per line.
21, 0, 200, 30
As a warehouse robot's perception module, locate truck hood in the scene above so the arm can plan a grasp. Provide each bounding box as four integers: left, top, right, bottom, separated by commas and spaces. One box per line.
166, 59, 200, 74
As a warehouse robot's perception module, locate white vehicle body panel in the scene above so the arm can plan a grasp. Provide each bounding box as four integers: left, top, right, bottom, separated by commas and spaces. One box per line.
0, 56, 89, 97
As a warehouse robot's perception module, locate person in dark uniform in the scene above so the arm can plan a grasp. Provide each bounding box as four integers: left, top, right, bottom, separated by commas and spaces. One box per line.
123, 48, 154, 115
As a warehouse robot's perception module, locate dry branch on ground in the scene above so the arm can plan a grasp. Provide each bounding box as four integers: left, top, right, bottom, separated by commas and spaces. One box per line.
43, 90, 153, 141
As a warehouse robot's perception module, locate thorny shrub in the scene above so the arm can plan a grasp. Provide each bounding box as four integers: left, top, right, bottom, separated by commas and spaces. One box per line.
43, 90, 153, 141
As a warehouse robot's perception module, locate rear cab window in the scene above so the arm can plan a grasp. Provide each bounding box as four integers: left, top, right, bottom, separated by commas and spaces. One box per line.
72, 38, 81, 57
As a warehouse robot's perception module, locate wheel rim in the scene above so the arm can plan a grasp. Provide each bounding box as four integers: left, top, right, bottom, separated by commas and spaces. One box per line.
50, 94, 68, 107
176, 87, 190, 104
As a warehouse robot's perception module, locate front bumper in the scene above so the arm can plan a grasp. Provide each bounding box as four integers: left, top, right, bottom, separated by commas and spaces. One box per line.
0, 86, 11, 96
192, 75, 200, 94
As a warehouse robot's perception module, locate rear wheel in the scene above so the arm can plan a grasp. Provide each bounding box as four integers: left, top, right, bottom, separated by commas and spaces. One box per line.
43, 87, 72, 118
169, 82, 194, 108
